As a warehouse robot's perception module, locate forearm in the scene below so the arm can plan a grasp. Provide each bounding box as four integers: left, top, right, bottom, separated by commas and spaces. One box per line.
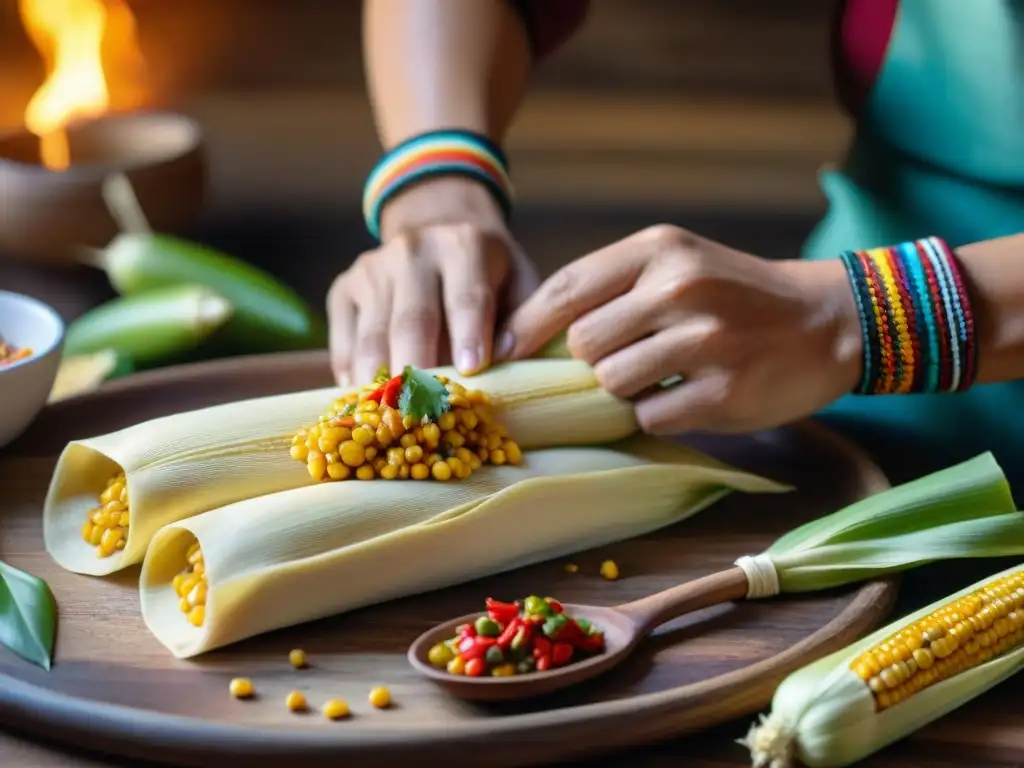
362, 0, 532, 148
957, 233, 1024, 384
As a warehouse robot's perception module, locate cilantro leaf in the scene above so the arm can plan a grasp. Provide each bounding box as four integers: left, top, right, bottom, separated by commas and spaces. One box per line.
397, 366, 450, 422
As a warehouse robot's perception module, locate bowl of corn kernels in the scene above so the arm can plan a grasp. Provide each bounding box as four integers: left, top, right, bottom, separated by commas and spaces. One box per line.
0, 290, 64, 448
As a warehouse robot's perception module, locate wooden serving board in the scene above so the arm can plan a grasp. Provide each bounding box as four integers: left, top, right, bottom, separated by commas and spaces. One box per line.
0, 351, 898, 767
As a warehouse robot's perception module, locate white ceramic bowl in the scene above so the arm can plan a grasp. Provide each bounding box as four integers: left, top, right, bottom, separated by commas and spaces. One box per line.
0, 290, 64, 449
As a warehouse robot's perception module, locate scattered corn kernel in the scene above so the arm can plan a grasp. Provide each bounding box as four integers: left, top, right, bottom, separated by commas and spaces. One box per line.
289, 648, 308, 669
849, 569, 1024, 710
564, 562, 579, 574
600, 560, 620, 580
229, 678, 254, 699
292, 370, 522, 484
368, 686, 391, 709
322, 698, 350, 720
286, 690, 308, 712
80, 472, 130, 558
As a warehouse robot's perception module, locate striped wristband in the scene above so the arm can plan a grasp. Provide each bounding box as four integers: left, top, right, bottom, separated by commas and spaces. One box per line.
838, 236, 977, 395
362, 129, 514, 241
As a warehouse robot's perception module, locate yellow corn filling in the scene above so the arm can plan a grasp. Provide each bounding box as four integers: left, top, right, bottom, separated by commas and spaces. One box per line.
80, 471, 130, 558
290, 374, 522, 483
850, 570, 1024, 711
172, 540, 208, 627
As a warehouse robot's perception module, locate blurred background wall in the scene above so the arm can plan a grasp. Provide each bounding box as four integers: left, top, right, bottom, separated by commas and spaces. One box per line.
0, 0, 852, 318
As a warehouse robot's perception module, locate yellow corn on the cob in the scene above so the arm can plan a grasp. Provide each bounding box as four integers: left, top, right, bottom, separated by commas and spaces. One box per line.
140, 435, 790, 658
742, 563, 1024, 768
43, 359, 638, 576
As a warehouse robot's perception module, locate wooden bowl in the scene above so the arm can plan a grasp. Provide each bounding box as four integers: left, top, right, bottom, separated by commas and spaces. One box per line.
0, 111, 207, 266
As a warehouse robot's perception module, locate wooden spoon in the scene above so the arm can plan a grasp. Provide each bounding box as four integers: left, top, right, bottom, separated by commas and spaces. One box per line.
407, 566, 749, 701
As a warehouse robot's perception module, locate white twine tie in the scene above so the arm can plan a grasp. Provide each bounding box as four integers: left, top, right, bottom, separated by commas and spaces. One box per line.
735, 554, 781, 599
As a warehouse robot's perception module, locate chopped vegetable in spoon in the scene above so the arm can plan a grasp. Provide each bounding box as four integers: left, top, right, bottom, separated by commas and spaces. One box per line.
0, 336, 32, 367
429, 596, 606, 677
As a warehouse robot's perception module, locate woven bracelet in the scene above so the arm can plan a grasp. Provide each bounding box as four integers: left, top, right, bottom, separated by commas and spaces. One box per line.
838, 236, 976, 395
362, 129, 514, 241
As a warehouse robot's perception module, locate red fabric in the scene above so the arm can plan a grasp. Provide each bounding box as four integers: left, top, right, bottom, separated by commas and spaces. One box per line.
515, 0, 899, 118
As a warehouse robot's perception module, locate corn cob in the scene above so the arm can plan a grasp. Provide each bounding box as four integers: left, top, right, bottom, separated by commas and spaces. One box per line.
741, 562, 1024, 768
140, 435, 790, 657
43, 359, 638, 576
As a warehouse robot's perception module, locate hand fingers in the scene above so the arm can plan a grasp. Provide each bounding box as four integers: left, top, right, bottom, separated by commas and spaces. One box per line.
352, 277, 393, 386
633, 370, 734, 435
591, 324, 708, 399
435, 228, 507, 375
327, 280, 357, 387
499, 232, 651, 359
565, 289, 659, 365
389, 252, 442, 374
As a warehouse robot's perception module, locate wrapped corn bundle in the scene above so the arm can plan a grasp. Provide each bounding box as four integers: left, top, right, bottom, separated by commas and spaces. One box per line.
742, 561, 1024, 767
44, 359, 639, 576
138, 435, 790, 658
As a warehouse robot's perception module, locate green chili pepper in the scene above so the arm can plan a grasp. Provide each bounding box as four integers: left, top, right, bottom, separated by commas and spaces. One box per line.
64, 285, 234, 366
523, 595, 552, 618
485, 645, 505, 667
95, 233, 327, 354
475, 616, 501, 637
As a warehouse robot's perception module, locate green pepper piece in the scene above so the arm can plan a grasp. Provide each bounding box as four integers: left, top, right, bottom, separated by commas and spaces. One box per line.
485, 645, 505, 667
475, 616, 501, 637
523, 595, 552, 618
576, 618, 593, 635
543, 613, 570, 639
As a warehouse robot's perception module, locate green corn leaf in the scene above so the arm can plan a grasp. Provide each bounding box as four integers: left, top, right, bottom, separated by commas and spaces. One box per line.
757, 452, 1021, 594
0, 560, 57, 670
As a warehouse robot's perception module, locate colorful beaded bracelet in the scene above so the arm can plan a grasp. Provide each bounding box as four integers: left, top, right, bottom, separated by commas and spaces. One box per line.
362, 129, 514, 241
838, 236, 977, 395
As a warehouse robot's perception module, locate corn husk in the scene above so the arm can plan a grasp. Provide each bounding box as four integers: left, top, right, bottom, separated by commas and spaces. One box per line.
138, 435, 790, 658
742, 561, 1024, 768
737, 453, 1022, 597
44, 359, 638, 576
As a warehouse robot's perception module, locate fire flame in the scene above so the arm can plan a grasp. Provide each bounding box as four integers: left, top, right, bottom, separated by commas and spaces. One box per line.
18, 0, 146, 171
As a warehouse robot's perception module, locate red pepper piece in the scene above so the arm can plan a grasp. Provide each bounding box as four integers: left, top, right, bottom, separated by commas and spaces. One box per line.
485, 598, 520, 624
535, 654, 552, 672
551, 642, 574, 666
532, 636, 552, 660
380, 375, 404, 408
496, 617, 523, 650
458, 635, 496, 660
580, 632, 605, 654
546, 598, 564, 614
365, 386, 385, 402
554, 619, 588, 647
465, 657, 486, 677
457, 622, 476, 638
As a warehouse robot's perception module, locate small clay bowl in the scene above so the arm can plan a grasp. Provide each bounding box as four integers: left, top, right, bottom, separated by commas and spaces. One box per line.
0, 111, 206, 266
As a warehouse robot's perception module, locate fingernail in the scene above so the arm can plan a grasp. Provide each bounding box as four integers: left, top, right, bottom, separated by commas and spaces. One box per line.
457, 345, 483, 375
495, 331, 516, 361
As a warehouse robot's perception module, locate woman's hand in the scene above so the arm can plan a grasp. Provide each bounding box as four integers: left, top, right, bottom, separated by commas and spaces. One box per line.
328, 178, 539, 386
498, 225, 863, 434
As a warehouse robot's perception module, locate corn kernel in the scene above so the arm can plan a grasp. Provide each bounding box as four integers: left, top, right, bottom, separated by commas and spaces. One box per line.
229, 678, 254, 699
322, 698, 350, 720
286, 690, 307, 712
564, 563, 579, 574
447, 656, 466, 675
600, 560, 620, 580
289, 648, 308, 669
368, 686, 391, 709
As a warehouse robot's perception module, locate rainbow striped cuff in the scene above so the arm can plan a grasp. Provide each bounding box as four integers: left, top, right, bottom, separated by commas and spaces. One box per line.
838, 236, 977, 395
362, 130, 514, 241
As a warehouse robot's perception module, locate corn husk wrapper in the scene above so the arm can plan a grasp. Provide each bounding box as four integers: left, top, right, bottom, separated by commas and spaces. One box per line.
44, 359, 639, 576
742, 560, 1024, 768
139, 435, 790, 658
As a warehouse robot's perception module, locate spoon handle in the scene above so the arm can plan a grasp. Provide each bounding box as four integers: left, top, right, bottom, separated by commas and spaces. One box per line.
615, 567, 749, 635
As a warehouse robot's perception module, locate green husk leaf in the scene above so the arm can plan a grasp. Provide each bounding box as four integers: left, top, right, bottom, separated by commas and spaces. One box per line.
0, 560, 57, 670
398, 365, 450, 422
754, 452, 1021, 594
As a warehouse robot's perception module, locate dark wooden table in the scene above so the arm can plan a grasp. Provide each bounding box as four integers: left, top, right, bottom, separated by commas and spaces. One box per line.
3, 560, 1024, 767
